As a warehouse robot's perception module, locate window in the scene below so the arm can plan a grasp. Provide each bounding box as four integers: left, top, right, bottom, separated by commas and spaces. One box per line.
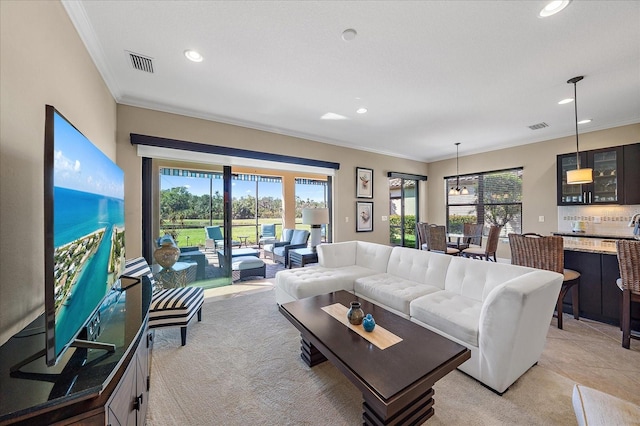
446, 168, 522, 237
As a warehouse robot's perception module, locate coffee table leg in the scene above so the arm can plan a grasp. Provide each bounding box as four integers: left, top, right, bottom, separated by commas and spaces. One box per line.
300, 335, 327, 367
362, 387, 435, 426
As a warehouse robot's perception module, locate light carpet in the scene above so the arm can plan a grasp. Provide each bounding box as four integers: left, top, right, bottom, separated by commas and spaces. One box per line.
147, 289, 577, 425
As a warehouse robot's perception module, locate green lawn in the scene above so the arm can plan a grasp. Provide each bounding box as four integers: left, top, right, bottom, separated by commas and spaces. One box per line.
161, 219, 311, 248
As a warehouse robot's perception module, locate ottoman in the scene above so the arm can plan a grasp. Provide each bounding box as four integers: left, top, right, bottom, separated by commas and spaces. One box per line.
149, 286, 204, 346
232, 257, 266, 281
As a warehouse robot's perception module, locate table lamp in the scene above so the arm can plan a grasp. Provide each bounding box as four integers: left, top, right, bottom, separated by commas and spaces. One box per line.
302, 208, 329, 251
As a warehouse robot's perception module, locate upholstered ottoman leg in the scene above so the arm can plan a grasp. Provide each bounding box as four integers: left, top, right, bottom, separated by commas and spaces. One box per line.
181, 326, 187, 346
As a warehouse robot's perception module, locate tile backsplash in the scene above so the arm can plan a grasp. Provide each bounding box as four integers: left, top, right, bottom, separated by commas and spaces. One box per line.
558, 205, 640, 236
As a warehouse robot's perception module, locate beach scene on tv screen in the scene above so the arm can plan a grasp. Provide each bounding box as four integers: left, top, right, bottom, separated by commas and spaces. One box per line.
53, 112, 125, 352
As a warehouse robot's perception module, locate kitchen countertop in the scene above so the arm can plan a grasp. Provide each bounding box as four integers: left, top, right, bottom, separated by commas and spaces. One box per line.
560, 236, 618, 255
552, 232, 638, 240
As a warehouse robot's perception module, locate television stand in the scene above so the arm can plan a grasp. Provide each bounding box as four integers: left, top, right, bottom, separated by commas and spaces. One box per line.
0, 280, 152, 426
9, 339, 115, 375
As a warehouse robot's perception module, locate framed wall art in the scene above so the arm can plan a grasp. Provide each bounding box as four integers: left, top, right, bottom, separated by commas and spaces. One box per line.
356, 167, 373, 198
356, 201, 373, 232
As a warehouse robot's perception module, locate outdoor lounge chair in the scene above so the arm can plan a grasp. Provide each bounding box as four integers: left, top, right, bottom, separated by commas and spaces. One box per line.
258, 224, 277, 249
271, 229, 310, 267
264, 228, 294, 260
204, 225, 240, 251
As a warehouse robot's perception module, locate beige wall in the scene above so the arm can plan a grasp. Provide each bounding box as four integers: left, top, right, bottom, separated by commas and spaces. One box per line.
427, 124, 640, 259
0, 1, 117, 345
116, 105, 429, 258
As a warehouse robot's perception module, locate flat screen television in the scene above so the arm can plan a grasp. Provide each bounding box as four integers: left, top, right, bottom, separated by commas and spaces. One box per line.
43, 105, 126, 367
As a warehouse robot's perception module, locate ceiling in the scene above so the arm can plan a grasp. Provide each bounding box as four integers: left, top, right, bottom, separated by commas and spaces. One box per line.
63, 1, 640, 163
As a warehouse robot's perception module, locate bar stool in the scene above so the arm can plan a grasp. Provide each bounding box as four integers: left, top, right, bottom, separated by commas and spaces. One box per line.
508, 233, 580, 329
615, 240, 640, 349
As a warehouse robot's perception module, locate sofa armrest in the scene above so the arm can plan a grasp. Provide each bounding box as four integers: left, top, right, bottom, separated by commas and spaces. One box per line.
477, 270, 562, 392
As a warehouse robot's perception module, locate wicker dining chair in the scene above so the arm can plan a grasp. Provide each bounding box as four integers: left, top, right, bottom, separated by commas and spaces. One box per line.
426, 224, 459, 255
615, 240, 640, 349
416, 222, 429, 250
508, 233, 580, 329
464, 223, 484, 248
462, 225, 501, 262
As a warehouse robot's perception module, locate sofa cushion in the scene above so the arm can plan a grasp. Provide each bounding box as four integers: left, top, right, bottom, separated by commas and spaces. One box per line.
444, 256, 535, 302
276, 265, 377, 300
387, 247, 451, 288
354, 273, 441, 315
410, 290, 481, 346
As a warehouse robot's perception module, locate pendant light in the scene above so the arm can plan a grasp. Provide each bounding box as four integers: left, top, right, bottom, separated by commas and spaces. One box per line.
449, 143, 469, 195
566, 76, 593, 185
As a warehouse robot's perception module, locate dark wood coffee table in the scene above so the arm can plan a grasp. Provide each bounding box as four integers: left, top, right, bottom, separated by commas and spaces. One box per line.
279, 291, 470, 425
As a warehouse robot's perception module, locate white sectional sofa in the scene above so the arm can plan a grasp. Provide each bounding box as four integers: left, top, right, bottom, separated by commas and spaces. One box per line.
275, 240, 563, 394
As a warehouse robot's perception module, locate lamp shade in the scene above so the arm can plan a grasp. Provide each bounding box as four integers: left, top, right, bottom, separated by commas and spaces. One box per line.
567, 168, 593, 185
302, 208, 329, 225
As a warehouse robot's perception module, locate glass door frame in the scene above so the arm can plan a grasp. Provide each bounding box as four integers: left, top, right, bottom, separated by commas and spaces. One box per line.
387, 172, 427, 248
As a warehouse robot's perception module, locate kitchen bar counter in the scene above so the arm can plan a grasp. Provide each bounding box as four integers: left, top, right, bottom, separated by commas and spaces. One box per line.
553, 233, 638, 255
553, 231, 637, 240
553, 233, 640, 332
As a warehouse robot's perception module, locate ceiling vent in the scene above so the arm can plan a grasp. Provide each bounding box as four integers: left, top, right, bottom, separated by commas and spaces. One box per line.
528, 122, 549, 130
127, 51, 154, 73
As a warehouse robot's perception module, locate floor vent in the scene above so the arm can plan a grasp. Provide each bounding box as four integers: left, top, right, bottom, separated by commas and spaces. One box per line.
127, 52, 154, 73
528, 122, 549, 130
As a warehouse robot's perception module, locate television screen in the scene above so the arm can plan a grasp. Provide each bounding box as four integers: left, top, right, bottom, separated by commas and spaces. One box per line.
44, 105, 125, 366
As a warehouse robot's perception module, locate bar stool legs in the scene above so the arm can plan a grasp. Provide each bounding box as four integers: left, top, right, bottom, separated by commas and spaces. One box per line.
556, 277, 580, 330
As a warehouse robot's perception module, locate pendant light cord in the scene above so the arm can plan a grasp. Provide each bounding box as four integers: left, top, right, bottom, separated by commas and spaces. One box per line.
568, 76, 584, 170
573, 80, 580, 169
455, 142, 460, 190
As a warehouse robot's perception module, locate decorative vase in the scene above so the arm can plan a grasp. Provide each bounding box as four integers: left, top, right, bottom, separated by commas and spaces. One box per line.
347, 301, 364, 325
362, 314, 376, 332
154, 234, 180, 269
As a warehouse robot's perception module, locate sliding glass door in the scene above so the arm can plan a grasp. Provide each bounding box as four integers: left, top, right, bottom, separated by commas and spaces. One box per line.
389, 175, 422, 248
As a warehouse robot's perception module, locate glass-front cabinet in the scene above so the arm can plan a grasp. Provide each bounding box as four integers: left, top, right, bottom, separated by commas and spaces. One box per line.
557, 146, 624, 205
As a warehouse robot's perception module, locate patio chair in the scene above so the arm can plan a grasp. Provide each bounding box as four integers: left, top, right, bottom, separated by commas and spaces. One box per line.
204, 226, 240, 251
264, 228, 294, 260
271, 229, 310, 266
258, 224, 277, 249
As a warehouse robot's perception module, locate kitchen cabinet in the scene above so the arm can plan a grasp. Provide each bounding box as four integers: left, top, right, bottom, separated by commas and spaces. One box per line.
623, 143, 640, 204
563, 250, 639, 331
557, 146, 623, 205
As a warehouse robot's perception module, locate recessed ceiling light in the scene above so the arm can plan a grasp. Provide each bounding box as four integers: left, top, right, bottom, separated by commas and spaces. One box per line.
321, 112, 348, 120
539, 0, 572, 18
342, 29, 357, 41
578, 119, 592, 124
184, 49, 203, 62
558, 98, 574, 105
356, 108, 368, 114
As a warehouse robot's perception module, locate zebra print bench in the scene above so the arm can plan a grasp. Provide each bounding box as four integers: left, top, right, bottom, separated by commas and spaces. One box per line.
123, 257, 203, 346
